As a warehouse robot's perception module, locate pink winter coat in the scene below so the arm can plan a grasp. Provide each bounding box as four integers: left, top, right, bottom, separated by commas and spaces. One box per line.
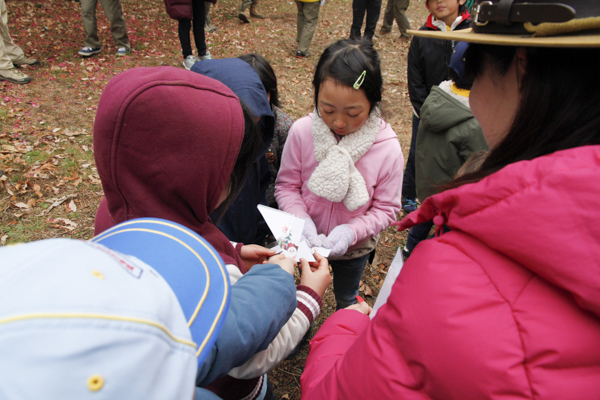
301, 145, 600, 399
275, 114, 403, 254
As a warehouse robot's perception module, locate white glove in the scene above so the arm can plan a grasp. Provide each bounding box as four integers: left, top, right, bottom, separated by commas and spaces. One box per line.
301, 217, 326, 247
321, 224, 355, 257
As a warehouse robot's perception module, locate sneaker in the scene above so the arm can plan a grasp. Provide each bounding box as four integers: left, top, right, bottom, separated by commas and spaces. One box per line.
183, 55, 197, 70
116, 47, 130, 56
374, 29, 391, 38
198, 51, 212, 61
0, 68, 31, 84
402, 198, 417, 213
250, 4, 265, 18
402, 245, 412, 259
296, 50, 310, 58
12, 56, 40, 66
205, 23, 217, 33
78, 46, 101, 57
238, 9, 250, 23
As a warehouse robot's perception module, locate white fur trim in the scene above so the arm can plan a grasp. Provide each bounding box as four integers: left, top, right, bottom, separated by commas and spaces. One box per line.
307, 111, 380, 211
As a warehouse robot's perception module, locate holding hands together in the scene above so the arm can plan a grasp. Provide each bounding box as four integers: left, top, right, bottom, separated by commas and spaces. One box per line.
240, 244, 277, 271
321, 224, 355, 257
299, 252, 332, 298
301, 217, 327, 247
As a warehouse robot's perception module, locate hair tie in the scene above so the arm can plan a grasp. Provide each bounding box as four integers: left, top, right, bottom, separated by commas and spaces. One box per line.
353, 70, 366, 90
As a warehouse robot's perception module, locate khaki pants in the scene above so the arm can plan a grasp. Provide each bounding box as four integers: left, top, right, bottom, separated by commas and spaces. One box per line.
381, 0, 410, 35
240, 0, 258, 11
81, 0, 130, 49
0, 0, 25, 70
296, 1, 320, 54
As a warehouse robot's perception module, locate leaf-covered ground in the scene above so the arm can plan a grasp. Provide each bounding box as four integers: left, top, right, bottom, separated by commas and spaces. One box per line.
1, 0, 428, 397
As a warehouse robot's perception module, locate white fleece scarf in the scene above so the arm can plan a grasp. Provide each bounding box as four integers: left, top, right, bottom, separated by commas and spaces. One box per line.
307, 110, 380, 211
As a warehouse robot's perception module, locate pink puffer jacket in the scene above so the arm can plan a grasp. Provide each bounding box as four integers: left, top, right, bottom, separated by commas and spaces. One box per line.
301, 145, 600, 399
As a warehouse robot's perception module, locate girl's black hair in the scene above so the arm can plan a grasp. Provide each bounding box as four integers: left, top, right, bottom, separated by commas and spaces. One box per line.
445, 44, 600, 190
312, 38, 383, 113
238, 53, 281, 108
218, 101, 262, 214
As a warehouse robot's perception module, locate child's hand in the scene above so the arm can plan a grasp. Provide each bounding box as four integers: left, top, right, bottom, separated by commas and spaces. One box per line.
345, 301, 371, 315
321, 224, 355, 257
240, 244, 276, 270
267, 253, 296, 275
301, 217, 326, 247
299, 252, 331, 298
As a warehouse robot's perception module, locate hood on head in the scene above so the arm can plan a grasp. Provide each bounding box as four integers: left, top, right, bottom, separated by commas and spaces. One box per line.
420, 83, 473, 133
191, 58, 275, 156
93, 66, 245, 231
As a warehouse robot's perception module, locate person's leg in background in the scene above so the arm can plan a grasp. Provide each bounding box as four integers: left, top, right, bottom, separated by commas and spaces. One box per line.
80, 0, 101, 53
403, 220, 433, 258
0, 0, 32, 83
178, 20, 192, 58
99, 0, 130, 54
296, 1, 304, 45
250, 0, 265, 19
394, 0, 411, 38
378, 0, 394, 35
330, 252, 371, 310
239, 0, 253, 22
190, 0, 208, 58
363, 0, 382, 40
350, 0, 368, 40
401, 113, 419, 212
297, 1, 319, 57
204, 1, 217, 33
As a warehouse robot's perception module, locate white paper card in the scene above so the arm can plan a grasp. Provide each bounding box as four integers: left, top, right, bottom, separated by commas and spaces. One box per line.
370, 249, 404, 319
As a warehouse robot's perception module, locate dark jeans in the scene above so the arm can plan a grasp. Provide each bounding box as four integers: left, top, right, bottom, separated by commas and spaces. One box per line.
330, 252, 371, 310
406, 220, 433, 252
349, 0, 382, 40
402, 114, 420, 200
178, 0, 206, 57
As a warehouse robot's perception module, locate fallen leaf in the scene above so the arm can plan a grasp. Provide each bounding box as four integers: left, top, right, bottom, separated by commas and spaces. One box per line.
33, 183, 42, 197
68, 199, 77, 212
363, 284, 373, 297
1, 235, 7, 245
14, 202, 30, 209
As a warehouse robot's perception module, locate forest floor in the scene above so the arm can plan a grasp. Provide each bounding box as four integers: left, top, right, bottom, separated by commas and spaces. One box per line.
0, 0, 429, 397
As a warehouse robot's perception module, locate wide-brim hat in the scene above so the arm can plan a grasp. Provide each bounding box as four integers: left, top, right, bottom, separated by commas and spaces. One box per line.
409, 0, 600, 47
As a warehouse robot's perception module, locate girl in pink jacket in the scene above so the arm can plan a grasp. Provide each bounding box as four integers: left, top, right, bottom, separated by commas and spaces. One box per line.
275, 39, 404, 309
301, 1, 600, 398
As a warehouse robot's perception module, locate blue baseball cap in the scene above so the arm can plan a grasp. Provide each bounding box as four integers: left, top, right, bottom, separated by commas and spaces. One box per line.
91, 218, 230, 364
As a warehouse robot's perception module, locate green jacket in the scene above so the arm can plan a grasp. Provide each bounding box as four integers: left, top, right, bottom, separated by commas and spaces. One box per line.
415, 82, 488, 200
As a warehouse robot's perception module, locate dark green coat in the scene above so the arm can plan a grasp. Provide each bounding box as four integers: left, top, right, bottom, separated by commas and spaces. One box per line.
415, 83, 488, 200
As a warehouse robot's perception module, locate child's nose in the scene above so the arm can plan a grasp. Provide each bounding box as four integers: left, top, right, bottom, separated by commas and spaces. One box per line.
334, 119, 346, 128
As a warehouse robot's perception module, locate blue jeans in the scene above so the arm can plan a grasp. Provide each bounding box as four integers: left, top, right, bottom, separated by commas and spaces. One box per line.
330, 253, 371, 310
402, 114, 420, 200
406, 220, 433, 252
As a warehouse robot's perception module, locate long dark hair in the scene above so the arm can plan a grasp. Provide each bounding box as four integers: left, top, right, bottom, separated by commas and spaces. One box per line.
446, 44, 600, 189
239, 53, 281, 108
219, 101, 262, 212
313, 38, 383, 114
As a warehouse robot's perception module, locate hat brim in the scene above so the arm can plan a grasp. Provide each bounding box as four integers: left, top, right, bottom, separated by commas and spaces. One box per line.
92, 218, 230, 366
408, 28, 600, 47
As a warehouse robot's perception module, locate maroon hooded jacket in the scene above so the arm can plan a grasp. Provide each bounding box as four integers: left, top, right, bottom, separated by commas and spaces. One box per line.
93, 66, 245, 269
